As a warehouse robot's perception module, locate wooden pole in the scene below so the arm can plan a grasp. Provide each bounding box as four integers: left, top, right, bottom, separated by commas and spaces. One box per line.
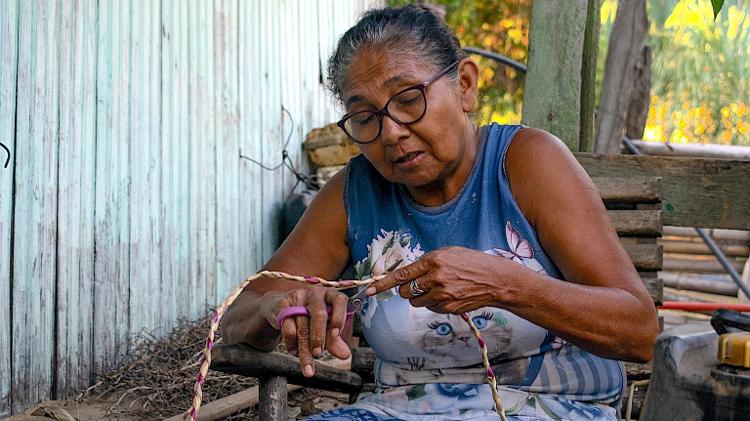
662, 241, 749, 257
741, 254, 750, 304
579, 0, 601, 152
259, 376, 287, 421
661, 272, 738, 296
663, 226, 750, 242
629, 140, 750, 160
663, 257, 745, 273
522, 0, 590, 151
165, 357, 351, 421
594, 0, 649, 153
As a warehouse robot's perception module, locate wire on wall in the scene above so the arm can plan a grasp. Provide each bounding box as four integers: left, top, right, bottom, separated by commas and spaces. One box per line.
239, 106, 317, 191
1, 142, 9, 168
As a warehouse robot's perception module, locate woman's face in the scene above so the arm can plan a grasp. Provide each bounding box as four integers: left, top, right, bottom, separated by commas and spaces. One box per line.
340, 50, 479, 191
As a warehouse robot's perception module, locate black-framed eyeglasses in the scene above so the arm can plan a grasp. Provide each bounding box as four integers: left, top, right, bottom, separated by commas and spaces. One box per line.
337, 60, 460, 144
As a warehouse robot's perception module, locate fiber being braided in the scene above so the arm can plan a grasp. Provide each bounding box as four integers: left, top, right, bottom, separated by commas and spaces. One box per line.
185, 270, 508, 421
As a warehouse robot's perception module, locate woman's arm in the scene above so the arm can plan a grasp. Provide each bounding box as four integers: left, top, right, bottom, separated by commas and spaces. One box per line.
367, 128, 658, 362
220, 169, 351, 374
500, 127, 658, 362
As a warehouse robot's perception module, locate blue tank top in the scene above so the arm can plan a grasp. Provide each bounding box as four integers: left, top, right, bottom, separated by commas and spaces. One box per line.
344, 123, 625, 410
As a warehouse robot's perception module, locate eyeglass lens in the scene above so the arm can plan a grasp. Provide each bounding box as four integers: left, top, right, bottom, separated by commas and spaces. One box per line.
343, 88, 427, 143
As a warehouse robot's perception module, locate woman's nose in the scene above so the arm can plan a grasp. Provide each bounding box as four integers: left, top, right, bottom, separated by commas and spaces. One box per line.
379, 114, 410, 146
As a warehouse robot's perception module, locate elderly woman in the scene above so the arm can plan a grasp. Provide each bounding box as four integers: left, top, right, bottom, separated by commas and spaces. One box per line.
222, 5, 658, 421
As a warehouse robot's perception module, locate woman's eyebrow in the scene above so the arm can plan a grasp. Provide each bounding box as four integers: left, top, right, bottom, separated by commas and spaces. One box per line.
344, 74, 415, 108
345, 95, 365, 108
383, 74, 411, 88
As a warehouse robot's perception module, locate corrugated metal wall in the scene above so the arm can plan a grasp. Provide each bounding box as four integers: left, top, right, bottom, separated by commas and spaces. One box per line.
0, 0, 380, 415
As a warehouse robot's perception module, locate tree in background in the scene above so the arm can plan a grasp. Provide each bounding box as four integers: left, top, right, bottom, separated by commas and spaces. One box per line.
389, 0, 748, 145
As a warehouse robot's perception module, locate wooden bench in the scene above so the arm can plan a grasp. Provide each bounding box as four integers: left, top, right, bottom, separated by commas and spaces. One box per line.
210, 176, 664, 420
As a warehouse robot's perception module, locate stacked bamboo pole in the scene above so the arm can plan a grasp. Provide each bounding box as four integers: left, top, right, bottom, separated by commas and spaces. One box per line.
661, 226, 750, 296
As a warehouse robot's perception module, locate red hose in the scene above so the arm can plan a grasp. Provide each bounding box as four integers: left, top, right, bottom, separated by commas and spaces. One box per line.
658, 301, 750, 312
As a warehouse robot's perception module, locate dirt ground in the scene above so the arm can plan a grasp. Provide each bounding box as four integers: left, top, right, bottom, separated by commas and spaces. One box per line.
2, 388, 350, 421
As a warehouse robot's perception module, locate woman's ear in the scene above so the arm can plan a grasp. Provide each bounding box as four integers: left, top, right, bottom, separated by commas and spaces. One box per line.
458, 59, 479, 113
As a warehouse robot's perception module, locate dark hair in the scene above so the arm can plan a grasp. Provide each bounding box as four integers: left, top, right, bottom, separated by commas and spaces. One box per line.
326, 5, 466, 104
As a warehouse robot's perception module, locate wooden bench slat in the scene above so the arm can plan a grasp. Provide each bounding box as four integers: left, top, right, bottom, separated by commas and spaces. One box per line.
592, 176, 662, 203
609, 209, 662, 236
211, 345, 362, 394
642, 277, 663, 305
622, 243, 663, 271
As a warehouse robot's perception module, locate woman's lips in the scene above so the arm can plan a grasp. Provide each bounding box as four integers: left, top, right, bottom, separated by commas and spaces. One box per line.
394, 151, 424, 169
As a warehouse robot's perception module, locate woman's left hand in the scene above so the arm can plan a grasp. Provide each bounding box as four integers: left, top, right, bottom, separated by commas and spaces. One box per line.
366, 246, 519, 314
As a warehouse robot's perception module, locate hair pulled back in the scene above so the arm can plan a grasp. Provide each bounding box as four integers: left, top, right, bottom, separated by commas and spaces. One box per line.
327, 5, 466, 104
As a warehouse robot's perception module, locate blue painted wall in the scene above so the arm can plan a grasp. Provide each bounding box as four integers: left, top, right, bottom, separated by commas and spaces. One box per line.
0, 0, 379, 415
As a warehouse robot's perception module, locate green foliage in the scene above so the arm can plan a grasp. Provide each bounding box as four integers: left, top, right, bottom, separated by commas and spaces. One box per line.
712, 0, 726, 19
642, 0, 750, 144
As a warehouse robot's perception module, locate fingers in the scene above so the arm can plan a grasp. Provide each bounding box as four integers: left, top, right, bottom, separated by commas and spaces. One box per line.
326, 327, 351, 359
280, 317, 298, 356
325, 289, 348, 338
294, 315, 315, 377
366, 259, 431, 296
307, 294, 328, 358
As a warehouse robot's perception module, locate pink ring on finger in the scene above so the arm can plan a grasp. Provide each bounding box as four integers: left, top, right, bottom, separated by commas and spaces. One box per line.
276, 305, 356, 330
276, 306, 310, 330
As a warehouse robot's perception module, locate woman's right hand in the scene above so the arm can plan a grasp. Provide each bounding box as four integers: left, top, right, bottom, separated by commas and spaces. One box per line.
261, 286, 351, 377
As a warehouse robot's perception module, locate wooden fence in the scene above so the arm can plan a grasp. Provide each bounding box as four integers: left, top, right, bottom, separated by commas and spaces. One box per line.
0, 0, 379, 415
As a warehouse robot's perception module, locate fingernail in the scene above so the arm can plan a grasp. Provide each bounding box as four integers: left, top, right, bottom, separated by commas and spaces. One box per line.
303, 364, 313, 377
313, 346, 322, 356
331, 328, 340, 338
366, 287, 375, 295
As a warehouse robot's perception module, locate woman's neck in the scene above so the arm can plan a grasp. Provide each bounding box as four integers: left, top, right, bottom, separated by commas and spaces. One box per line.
406, 122, 481, 207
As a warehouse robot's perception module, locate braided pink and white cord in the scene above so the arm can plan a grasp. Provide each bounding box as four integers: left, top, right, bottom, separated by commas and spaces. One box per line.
185, 270, 507, 421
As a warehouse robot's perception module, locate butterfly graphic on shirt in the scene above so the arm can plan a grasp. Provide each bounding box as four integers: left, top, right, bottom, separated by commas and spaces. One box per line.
487, 221, 548, 275
493, 221, 534, 263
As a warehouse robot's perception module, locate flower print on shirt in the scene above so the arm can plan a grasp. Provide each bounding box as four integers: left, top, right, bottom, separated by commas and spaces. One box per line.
355, 229, 424, 329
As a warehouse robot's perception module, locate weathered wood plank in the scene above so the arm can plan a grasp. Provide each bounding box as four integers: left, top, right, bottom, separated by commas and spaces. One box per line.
211, 345, 362, 394
161, 0, 191, 327
2, 1, 379, 413
260, 0, 284, 263
54, 0, 97, 398
12, 1, 60, 411
522, 0, 588, 150
187, 0, 213, 321
238, 0, 263, 275
94, 0, 132, 376
592, 177, 661, 204
622, 243, 663, 271
213, 0, 242, 299
577, 153, 750, 230
202, 0, 218, 308
351, 347, 377, 383
609, 210, 662, 237
128, 0, 162, 342
0, 0, 18, 415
